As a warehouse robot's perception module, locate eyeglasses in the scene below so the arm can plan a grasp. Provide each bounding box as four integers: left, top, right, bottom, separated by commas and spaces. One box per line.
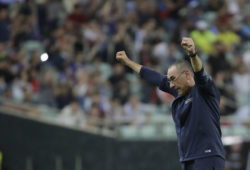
168, 71, 185, 83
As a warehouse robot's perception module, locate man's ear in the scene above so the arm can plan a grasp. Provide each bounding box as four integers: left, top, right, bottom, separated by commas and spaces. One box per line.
185, 70, 192, 81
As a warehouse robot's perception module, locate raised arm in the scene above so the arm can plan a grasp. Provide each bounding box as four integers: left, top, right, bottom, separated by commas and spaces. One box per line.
116, 51, 142, 73
181, 37, 202, 72
115, 51, 162, 86
181, 38, 219, 97
116, 51, 178, 97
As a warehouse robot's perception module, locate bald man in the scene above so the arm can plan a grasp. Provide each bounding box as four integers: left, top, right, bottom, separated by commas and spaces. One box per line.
116, 37, 225, 170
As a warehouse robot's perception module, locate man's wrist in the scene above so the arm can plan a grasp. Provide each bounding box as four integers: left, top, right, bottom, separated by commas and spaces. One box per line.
125, 59, 131, 66
188, 52, 197, 58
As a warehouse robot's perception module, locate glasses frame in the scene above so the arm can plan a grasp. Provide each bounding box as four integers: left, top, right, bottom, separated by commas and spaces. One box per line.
168, 70, 185, 83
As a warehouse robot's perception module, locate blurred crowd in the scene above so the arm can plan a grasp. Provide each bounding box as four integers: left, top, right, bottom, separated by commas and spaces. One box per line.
0, 0, 249, 128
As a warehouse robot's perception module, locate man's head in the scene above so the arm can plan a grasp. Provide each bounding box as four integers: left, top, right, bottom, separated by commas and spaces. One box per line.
167, 60, 195, 96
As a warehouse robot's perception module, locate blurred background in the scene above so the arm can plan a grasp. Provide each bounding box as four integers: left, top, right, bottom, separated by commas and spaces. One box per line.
0, 0, 249, 169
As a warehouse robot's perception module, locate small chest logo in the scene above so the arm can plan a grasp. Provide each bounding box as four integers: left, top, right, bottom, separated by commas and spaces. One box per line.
205, 149, 212, 153
184, 98, 192, 104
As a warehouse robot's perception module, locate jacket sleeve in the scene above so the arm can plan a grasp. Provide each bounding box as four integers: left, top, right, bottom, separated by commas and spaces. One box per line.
139, 66, 178, 97
194, 67, 220, 97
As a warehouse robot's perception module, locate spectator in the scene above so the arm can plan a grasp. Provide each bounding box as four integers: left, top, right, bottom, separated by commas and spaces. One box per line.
232, 55, 250, 107
206, 40, 231, 77
190, 20, 216, 54
67, 3, 87, 25
57, 99, 86, 128
240, 15, 250, 41
0, 5, 11, 42
123, 94, 151, 126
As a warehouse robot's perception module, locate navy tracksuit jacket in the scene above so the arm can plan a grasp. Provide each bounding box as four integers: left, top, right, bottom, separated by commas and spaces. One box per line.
140, 66, 225, 162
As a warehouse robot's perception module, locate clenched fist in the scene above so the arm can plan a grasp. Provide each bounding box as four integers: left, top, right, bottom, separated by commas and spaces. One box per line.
181, 37, 196, 55
116, 51, 129, 65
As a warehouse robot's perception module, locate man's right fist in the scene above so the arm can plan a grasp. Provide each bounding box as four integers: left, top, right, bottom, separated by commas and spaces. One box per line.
116, 51, 129, 64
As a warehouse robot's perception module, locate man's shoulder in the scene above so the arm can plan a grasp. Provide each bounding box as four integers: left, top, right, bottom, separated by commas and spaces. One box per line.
193, 84, 220, 100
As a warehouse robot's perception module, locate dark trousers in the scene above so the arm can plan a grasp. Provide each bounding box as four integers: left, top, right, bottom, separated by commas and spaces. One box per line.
181, 156, 225, 170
